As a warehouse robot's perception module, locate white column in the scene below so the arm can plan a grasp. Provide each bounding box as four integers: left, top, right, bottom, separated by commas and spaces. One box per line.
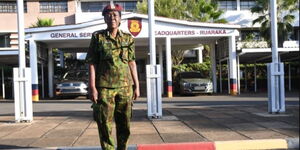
48, 47, 54, 98
197, 46, 203, 63
254, 63, 257, 92
1, 67, 5, 99
29, 39, 39, 101
219, 61, 222, 93
158, 45, 164, 94
288, 63, 291, 91
237, 55, 240, 94
41, 63, 44, 98
59, 50, 64, 68
148, 0, 156, 65
229, 35, 237, 95
210, 44, 217, 93
166, 37, 172, 97
227, 59, 230, 94
237, 0, 241, 11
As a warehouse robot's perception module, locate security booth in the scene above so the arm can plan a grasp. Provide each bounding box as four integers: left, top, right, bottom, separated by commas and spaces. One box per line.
25, 13, 240, 101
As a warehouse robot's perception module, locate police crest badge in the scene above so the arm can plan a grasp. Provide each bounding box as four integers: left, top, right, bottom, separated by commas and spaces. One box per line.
128, 19, 142, 37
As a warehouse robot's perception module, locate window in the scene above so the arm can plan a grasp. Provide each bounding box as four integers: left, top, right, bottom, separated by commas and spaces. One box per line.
81, 2, 109, 12
0, 34, 11, 47
240, 0, 256, 10
81, 1, 137, 12
241, 30, 262, 41
40, 1, 68, 13
0, 1, 27, 13
218, 0, 237, 10
115, 1, 137, 12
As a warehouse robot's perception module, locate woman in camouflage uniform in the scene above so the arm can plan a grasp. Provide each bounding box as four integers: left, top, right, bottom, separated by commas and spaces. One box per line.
85, 3, 140, 150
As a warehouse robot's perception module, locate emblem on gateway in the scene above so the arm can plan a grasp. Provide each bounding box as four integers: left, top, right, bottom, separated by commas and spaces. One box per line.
128, 19, 142, 37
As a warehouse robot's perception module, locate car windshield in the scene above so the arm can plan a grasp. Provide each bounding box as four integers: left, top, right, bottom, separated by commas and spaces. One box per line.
180, 72, 204, 78
63, 71, 88, 80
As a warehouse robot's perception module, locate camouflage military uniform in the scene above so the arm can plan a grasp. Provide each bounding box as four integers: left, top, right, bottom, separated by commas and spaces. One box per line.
86, 29, 135, 150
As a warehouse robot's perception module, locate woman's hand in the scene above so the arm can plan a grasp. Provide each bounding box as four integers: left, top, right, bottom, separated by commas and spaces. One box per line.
133, 87, 140, 100
91, 88, 98, 103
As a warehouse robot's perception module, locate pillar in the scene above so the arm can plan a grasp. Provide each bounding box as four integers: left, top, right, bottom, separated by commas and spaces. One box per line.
59, 50, 64, 68
219, 61, 222, 93
210, 44, 217, 93
254, 63, 257, 92
48, 47, 54, 98
197, 46, 203, 63
29, 39, 39, 101
237, 55, 241, 94
1, 67, 5, 99
229, 36, 238, 95
166, 37, 172, 97
288, 63, 291, 91
158, 45, 164, 95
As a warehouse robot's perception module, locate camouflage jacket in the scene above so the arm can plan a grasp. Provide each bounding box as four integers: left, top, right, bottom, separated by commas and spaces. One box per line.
86, 29, 135, 88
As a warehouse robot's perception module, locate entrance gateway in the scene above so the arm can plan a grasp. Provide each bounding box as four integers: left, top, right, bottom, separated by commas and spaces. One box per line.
25, 13, 240, 101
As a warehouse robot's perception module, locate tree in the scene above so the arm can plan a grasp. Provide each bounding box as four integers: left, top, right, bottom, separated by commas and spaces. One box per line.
251, 0, 298, 46
137, 0, 227, 23
30, 18, 54, 27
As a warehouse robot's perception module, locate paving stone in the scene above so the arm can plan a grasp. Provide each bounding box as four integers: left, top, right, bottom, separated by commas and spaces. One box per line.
3, 122, 58, 139
44, 129, 83, 138
0, 138, 37, 148
238, 130, 290, 139
160, 133, 205, 143
30, 137, 77, 147
224, 123, 267, 131
73, 136, 100, 147
198, 131, 249, 141
128, 133, 163, 145
256, 121, 298, 129
152, 121, 194, 134
271, 128, 300, 137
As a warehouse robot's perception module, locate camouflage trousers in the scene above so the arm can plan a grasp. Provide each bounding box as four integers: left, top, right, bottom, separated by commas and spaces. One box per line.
92, 86, 133, 150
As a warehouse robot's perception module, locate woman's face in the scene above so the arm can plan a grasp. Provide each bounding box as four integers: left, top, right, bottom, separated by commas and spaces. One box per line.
104, 11, 121, 30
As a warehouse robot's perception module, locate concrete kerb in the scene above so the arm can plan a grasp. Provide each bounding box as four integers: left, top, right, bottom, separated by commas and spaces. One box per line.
14, 138, 299, 150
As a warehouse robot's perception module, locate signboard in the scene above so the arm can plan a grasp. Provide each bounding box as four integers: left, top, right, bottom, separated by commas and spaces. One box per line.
128, 19, 142, 37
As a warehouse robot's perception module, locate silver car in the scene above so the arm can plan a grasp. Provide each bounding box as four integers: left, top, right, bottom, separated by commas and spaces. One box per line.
175, 72, 213, 95
55, 71, 88, 98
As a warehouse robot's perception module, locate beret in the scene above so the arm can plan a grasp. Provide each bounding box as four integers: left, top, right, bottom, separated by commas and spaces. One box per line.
102, 4, 123, 16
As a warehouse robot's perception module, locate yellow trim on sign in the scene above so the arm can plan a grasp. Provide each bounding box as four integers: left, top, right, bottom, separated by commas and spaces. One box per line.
215, 139, 288, 150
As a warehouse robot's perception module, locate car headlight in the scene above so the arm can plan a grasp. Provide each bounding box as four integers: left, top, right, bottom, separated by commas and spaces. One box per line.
56, 84, 63, 88
183, 82, 191, 88
80, 83, 88, 88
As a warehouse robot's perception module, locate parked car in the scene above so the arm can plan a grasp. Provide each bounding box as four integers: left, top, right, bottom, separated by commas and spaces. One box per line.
174, 72, 213, 95
55, 70, 88, 98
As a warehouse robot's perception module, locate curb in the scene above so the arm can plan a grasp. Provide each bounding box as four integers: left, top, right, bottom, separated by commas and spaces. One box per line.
137, 138, 299, 150
12, 138, 299, 150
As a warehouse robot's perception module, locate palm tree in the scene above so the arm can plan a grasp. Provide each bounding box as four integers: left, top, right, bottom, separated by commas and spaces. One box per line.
30, 18, 54, 27
251, 0, 298, 46
137, 0, 227, 23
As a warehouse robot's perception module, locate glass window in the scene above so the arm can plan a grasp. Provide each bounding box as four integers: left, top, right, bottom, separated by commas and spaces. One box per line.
40, 1, 68, 13
0, 34, 11, 47
81, 2, 109, 12
81, 1, 137, 12
0, 1, 27, 13
115, 1, 137, 12
218, 0, 237, 10
240, 0, 256, 10
241, 30, 262, 41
